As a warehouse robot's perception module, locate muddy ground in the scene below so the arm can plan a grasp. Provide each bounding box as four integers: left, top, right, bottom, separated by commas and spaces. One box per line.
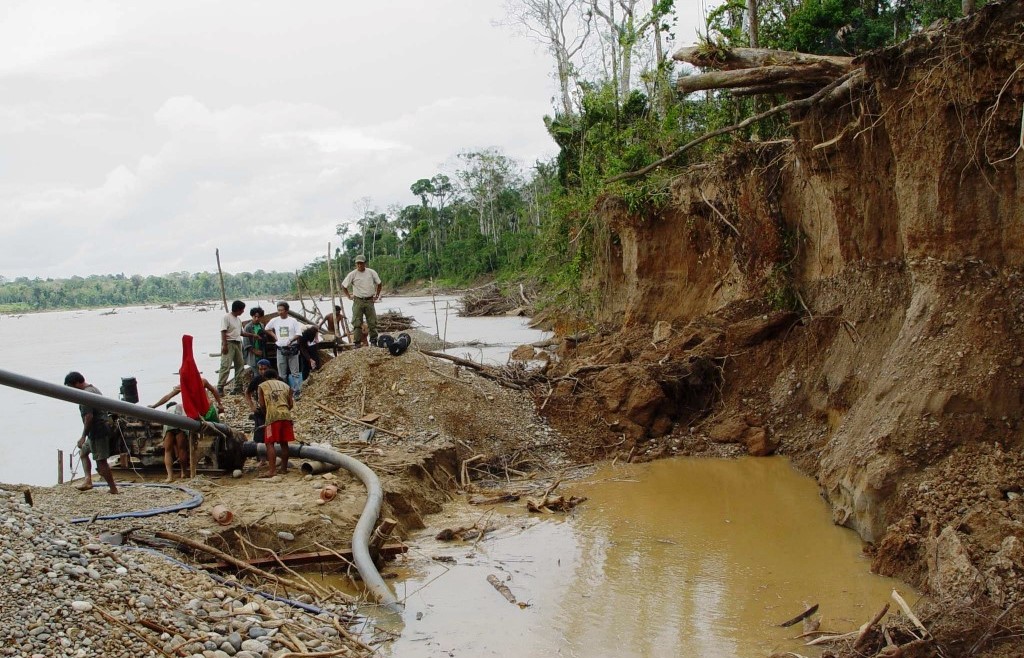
30, 335, 568, 590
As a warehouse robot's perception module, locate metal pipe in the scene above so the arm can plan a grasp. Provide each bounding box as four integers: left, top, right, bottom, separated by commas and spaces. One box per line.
299, 460, 340, 476
0, 368, 233, 436
243, 441, 401, 613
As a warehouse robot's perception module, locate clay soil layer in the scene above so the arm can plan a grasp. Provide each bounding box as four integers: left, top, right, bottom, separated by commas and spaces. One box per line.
536, 3, 1024, 656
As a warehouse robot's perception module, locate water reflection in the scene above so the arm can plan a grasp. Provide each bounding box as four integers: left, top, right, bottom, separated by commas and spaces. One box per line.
372, 457, 912, 657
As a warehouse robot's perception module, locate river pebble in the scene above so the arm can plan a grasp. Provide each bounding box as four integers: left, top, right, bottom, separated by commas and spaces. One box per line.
0, 489, 367, 657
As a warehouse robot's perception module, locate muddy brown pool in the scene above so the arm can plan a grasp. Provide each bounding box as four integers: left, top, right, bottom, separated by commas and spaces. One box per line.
334, 456, 916, 657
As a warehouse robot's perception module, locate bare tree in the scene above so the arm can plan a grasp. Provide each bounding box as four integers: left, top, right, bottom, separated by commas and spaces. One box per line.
588, 0, 672, 99
747, 0, 759, 47
502, 0, 592, 116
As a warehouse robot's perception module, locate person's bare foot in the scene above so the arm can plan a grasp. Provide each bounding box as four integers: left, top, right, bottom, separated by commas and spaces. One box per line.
108, 488, 119, 494
162, 476, 174, 483
75, 482, 93, 491
257, 472, 275, 479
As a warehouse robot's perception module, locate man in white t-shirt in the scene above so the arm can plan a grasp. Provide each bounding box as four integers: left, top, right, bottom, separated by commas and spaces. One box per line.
217, 300, 246, 395
341, 254, 382, 347
264, 301, 303, 394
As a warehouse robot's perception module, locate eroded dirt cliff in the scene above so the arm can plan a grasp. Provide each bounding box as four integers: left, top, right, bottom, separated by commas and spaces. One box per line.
538, 3, 1024, 654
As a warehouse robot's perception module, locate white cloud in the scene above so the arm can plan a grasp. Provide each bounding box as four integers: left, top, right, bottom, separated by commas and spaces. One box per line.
0, 0, 706, 279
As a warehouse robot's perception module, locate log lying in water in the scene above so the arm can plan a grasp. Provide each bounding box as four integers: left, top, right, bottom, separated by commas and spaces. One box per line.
486, 574, 519, 605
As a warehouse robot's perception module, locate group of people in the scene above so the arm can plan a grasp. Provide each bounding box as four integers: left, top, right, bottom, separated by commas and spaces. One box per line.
65, 255, 384, 488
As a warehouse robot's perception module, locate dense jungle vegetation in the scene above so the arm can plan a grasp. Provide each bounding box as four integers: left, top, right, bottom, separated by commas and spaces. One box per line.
0, 271, 296, 313
1, 1, 983, 313
298, 0, 985, 313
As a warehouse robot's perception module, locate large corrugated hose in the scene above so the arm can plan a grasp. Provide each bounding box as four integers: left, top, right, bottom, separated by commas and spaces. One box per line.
242, 441, 402, 613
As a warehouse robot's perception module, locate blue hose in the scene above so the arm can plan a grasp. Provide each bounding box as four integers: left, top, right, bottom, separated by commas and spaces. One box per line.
70, 482, 204, 524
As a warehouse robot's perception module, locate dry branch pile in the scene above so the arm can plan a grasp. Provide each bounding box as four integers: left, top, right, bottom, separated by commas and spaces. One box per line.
375, 310, 416, 332
459, 283, 525, 317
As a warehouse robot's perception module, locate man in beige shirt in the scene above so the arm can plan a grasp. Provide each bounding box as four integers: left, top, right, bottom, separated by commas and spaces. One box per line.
341, 255, 382, 347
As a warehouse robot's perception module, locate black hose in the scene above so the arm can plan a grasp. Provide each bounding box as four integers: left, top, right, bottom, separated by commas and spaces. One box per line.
0, 367, 234, 437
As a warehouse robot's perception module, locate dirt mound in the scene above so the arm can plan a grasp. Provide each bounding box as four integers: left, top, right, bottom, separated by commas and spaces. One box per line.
294, 344, 567, 475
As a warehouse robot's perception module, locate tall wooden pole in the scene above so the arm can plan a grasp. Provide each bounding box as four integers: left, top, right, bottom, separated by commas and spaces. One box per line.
215, 249, 228, 312
327, 242, 338, 337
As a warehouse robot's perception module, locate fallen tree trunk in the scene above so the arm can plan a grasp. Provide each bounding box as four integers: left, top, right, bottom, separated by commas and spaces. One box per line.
677, 62, 843, 95
607, 69, 862, 183
674, 45, 853, 73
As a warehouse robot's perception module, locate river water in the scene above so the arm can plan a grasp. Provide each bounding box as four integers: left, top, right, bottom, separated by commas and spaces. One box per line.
2, 299, 915, 656
0, 296, 540, 486
356, 458, 914, 657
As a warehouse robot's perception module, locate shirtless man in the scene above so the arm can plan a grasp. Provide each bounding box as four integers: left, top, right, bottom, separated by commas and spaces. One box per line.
151, 377, 225, 423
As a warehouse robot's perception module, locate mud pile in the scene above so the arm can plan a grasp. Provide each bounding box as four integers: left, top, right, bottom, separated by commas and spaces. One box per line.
294, 342, 566, 473
538, 2, 1024, 654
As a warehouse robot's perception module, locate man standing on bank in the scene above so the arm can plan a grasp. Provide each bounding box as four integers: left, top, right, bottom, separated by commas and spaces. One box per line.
217, 300, 246, 395
341, 255, 382, 347
64, 372, 118, 494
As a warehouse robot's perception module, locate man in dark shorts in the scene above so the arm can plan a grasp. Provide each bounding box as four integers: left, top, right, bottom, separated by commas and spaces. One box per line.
245, 359, 273, 445
64, 372, 118, 494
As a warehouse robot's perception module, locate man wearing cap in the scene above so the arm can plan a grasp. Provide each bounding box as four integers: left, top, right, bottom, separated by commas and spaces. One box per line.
341, 255, 382, 347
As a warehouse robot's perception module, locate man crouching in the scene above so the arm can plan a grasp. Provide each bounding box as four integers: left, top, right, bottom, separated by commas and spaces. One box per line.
257, 368, 294, 477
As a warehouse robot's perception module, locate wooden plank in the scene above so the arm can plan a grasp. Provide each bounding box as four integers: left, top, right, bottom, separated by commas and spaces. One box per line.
199, 544, 408, 571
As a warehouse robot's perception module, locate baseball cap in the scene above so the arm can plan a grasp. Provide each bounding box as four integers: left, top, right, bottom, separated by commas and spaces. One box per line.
355, 254, 366, 263
256, 359, 272, 367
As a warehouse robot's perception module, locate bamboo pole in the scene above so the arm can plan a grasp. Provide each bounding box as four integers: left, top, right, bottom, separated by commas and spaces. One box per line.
215, 249, 228, 312
57, 449, 64, 484
189, 432, 198, 479
327, 243, 338, 339
334, 261, 352, 342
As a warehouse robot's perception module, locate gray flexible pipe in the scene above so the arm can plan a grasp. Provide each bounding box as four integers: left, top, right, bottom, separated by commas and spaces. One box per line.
243, 441, 401, 613
299, 460, 340, 476
0, 368, 234, 437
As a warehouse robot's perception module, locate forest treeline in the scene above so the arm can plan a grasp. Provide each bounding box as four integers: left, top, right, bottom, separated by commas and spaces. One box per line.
3, 1, 983, 314
298, 0, 984, 313
0, 271, 295, 313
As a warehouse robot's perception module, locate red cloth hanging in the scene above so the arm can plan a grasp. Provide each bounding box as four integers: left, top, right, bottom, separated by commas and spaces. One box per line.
179, 335, 209, 419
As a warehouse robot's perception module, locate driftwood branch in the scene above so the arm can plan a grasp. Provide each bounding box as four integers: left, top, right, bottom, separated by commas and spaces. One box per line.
853, 603, 890, 650
486, 574, 519, 605
420, 350, 525, 390
779, 603, 820, 628
891, 589, 929, 638
154, 530, 318, 597
311, 401, 405, 439
607, 69, 862, 183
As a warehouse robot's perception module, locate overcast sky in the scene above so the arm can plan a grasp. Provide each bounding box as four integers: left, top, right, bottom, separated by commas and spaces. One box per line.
0, 0, 707, 279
